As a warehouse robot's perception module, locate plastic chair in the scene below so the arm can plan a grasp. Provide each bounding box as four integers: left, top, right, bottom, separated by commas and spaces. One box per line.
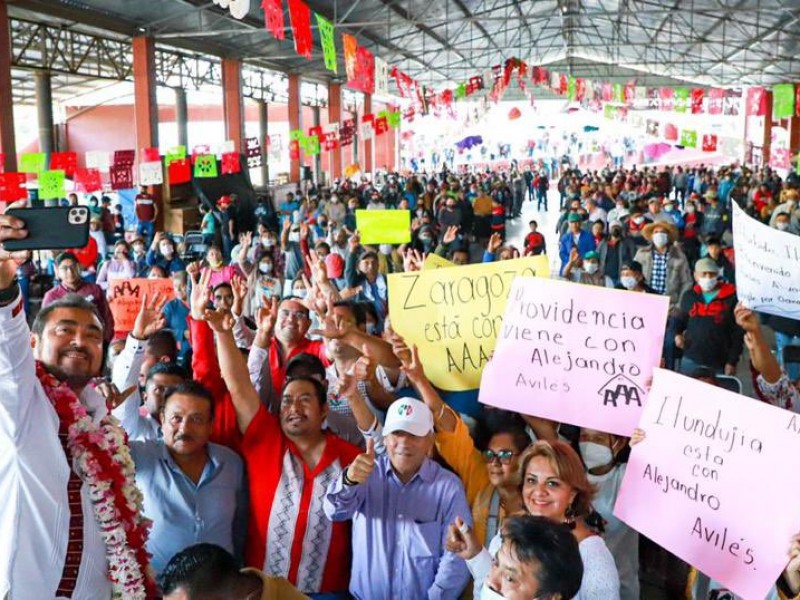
181, 230, 208, 263
713, 374, 742, 394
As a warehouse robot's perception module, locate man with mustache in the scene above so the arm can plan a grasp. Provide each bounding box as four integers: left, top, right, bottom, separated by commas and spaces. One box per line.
128, 380, 246, 577
0, 212, 154, 596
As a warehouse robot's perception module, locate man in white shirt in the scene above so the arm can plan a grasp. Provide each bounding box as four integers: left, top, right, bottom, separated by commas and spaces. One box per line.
0, 211, 153, 597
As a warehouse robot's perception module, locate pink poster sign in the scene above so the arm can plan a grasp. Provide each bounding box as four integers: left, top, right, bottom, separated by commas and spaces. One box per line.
614, 368, 800, 599
479, 277, 668, 435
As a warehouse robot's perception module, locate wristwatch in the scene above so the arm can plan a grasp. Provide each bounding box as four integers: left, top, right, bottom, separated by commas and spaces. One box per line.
0, 279, 20, 307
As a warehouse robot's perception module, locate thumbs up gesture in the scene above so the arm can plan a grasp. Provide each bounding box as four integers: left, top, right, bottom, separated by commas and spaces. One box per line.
345, 438, 376, 485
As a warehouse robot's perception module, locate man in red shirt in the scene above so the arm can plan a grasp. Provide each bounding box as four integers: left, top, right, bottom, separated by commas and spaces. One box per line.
134, 185, 158, 246
523, 219, 546, 256
198, 303, 361, 596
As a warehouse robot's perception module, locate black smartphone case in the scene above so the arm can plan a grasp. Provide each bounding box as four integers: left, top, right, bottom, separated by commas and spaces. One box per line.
4, 206, 91, 251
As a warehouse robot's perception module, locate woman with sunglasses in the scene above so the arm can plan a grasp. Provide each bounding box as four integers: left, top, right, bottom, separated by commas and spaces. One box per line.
390, 340, 528, 546
449, 440, 620, 599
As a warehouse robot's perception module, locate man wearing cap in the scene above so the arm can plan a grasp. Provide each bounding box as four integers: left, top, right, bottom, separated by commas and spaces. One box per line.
769, 189, 800, 234
563, 250, 613, 288
674, 257, 743, 376
616, 260, 655, 294
699, 189, 726, 240
324, 397, 472, 600
42, 252, 115, 343
558, 213, 596, 275
644, 197, 672, 224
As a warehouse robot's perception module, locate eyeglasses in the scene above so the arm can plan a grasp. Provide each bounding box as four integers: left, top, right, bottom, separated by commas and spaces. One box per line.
279, 308, 309, 320
482, 450, 517, 465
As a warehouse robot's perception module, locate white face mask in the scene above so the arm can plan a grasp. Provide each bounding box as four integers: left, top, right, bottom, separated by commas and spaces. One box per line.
294, 288, 308, 299
262, 237, 275, 248
776, 222, 790, 231
288, 232, 300, 243
258, 262, 273, 275
620, 275, 638, 290
698, 276, 717, 292
379, 244, 393, 256
633, 216, 644, 225
159, 244, 173, 257
652, 232, 669, 248
584, 262, 599, 275
664, 204, 674, 212
580, 441, 614, 470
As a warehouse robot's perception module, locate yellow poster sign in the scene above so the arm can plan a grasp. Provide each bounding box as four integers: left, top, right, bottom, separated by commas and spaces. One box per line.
388, 256, 550, 391
356, 209, 411, 245
423, 253, 455, 270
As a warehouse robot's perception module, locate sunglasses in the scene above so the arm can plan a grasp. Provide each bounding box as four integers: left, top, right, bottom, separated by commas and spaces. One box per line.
482, 449, 517, 465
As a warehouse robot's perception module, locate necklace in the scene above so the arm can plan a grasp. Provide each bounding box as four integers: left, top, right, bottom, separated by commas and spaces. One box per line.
36, 362, 156, 598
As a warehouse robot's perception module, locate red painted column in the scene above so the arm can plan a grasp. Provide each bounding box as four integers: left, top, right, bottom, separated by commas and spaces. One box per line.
288, 74, 301, 183
328, 82, 342, 180
222, 58, 244, 153
132, 37, 159, 151
763, 91, 773, 165
363, 93, 373, 174
0, 0, 17, 172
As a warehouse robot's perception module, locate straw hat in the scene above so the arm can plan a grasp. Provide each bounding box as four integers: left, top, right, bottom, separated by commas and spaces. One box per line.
642, 220, 679, 244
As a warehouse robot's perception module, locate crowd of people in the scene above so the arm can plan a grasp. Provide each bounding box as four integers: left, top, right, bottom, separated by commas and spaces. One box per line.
0, 158, 799, 600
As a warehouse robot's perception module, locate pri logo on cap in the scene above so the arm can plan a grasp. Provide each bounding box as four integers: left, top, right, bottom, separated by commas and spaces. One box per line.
398, 403, 413, 417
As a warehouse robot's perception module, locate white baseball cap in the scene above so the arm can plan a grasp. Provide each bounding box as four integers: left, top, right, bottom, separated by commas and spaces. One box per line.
383, 398, 434, 437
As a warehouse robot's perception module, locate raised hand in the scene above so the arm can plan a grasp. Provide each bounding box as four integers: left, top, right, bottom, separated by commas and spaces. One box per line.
345, 438, 375, 485
734, 301, 759, 334
394, 341, 425, 385
256, 296, 279, 338
487, 232, 503, 254
306, 250, 328, 285
132, 292, 168, 339
310, 302, 352, 340
239, 231, 252, 248
340, 286, 362, 300
402, 247, 424, 273
442, 225, 459, 246
94, 380, 137, 411
349, 231, 361, 253
300, 222, 309, 240
629, 428, 646, 447
189, 268, 212, 320
203, 307, 234, 333
445, 517, 481, 560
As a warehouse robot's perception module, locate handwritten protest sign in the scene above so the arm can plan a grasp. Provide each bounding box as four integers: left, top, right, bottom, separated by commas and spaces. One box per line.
732, 202, 800, 319
356, 210, 411, 245
423, 253, 455, 270
614, 368, 800, 599
388, 256, 549, 391
109, 278, 175, 333
479, 277, 668, 435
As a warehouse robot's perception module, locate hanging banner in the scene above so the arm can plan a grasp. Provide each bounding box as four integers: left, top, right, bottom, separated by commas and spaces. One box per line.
288, 140, 300, 160
193, 155, 218, 178
38, 170, 66, 200
315, 13, 336, 73
773, 83, 795, 119
19, 153, 47, 174
374, 56, 390, 97
261, 0, 285, 40
645, 120, 660, 137
339, 119, 355, 147
139, 161, 164, 186
74, 168, 102, 193
664, 123, 679, 141
746, 86, 767, 116
85, 151, 111, 172
708, 88, 724, 115
690, 88, 704, 114
673, 88, 689, 113
659, 88, 674, 112
287, 0, 312, 59
164, 146, 187, 166
49, 152, 77, 178
221, 152, 241, 175
724, 89, 742, 116
246, 137, 262, 168
353, 46, 375, 94
113, 149, 136, 167
342, 33, 358, 84
141, 147, 161, 162
701, 134, 718, 153
168, 158, 191, 184
679, 129, 697, 148
211, 0, 250, 19
109, 164, 133, 190
732, 202, 800, 319
616, 369, 800, 600
0, 173, 28, 202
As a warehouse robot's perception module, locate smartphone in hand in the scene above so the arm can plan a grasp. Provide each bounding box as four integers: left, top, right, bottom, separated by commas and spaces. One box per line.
3, 206, 90, 251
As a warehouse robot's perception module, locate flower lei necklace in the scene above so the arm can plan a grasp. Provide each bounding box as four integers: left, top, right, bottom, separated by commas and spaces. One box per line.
35, 362, 156, 599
